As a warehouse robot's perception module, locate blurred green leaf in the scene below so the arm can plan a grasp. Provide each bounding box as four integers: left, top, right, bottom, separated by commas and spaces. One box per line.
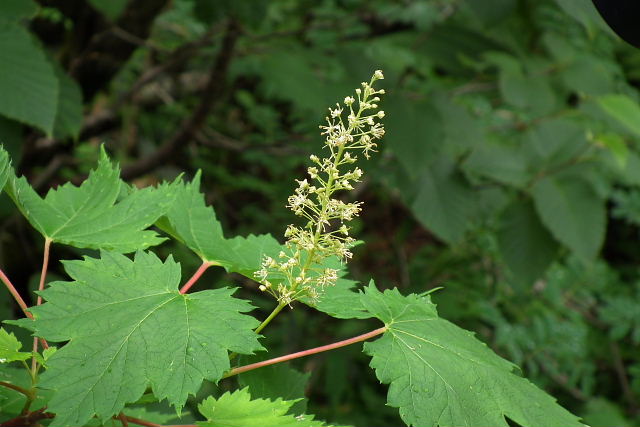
411, 159, 477, 243
0, 0, 38, 20
597, 94, 640, 138
0, 21, 58, 135
532, 174, 606, 260
497, 199, 559, 286
52, 66, 83, 140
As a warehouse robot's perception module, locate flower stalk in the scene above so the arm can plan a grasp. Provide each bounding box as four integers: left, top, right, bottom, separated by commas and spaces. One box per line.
254, 70, 386, 305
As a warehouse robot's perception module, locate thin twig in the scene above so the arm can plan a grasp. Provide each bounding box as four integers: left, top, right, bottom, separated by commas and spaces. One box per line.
223, 326, 387, 378
0, 381, 30, 397
115, 25, 222, 109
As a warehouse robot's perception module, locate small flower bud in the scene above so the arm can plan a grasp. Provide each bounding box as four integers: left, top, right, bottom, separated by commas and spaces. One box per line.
374, 70, 384, 79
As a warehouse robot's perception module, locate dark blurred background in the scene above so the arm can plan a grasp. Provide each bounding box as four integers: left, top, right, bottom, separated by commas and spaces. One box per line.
1, 0, 640, 425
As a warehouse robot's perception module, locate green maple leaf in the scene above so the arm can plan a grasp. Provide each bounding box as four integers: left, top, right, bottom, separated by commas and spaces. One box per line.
157, 172, 281, 275
11, 250, 263, 427
359, 285, 586, 427
0, 328, 31, 363
197, 387, 338, 427
6, 146, 177, 252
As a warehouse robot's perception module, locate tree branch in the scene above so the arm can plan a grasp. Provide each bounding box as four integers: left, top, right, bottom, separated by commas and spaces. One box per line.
122, 19, 241, 180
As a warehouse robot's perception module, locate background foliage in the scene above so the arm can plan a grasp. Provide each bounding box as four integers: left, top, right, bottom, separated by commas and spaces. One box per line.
1, 0, 640, 425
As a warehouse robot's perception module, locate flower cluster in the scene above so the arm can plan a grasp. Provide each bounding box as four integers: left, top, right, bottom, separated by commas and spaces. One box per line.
255, 70, 386, 305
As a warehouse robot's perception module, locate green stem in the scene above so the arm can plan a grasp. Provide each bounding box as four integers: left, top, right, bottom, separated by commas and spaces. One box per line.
254, 302, 286, 335
223, 326, 387, 379
18, 383, 37, 415
0, 381, 30, 397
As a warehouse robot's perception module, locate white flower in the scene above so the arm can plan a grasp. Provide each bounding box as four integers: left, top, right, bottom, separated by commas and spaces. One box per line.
253, 70, 385, 305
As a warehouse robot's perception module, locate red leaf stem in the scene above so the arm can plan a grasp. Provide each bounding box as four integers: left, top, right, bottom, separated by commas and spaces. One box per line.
122, 415, 163, 427
223, 326, 387, 378
36, 238, 52, 307
179, 261, 214, 294
0, 269, 32, 319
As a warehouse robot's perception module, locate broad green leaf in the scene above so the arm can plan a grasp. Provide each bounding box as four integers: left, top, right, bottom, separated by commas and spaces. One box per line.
10, 250, 263, 427
524, 118, 589, 167
0, 21, 58, 135
158, 172, 281, 276
463, 138, 531, 188
0, 145, 10, 193
0, 0, 38, 20
596, 133, 629, 168
497, 200, 559, 286
532, 175, 606, 260
197, 388, 337, 427
238, 354, 310, 414
6, 147, 176, 252
385, 96, 443, 177
498, 67, 556, 115
411, 159, 477, 243
597, 94, 640, 137
561, 55, 617, 96
52, 66, 83, 140
0, 328, 31, 363
553, 0, 612, 35
360, 285, 585, 427
226, 233, 283, 278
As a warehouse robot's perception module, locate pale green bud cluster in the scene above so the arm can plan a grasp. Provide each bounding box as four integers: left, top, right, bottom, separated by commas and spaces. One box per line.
255, 70, 386, 305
